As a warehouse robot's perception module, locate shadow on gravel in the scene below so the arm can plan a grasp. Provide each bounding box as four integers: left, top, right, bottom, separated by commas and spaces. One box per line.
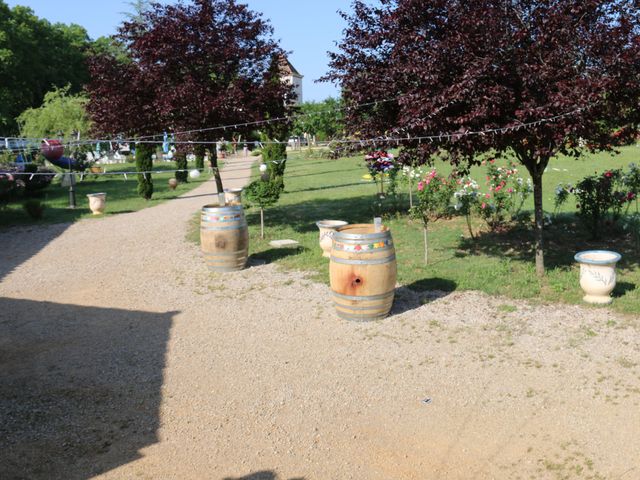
0, 223, 71, 283
391, 278, 457, 316
249, 247, 306, 264
223, 472, 306, 480
0, 298, 175, 480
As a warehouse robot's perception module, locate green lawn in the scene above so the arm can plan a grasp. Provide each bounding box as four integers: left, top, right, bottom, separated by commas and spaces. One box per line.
0, 161, 213, 226
193, 146, 640, 314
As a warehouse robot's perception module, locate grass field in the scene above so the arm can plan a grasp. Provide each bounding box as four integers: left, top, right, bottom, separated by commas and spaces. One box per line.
0, 161, 213, 226
198, 145, 640, 314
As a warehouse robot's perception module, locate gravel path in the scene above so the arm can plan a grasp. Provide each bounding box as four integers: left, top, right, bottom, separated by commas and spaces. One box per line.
1, 154, 639, 480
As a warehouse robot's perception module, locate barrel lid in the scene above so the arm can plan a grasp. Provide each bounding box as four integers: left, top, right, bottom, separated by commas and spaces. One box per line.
202, 204, 244, 213
334, 223, 390, 241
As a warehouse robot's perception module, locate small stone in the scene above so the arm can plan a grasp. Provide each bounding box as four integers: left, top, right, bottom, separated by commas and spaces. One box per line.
269, 239, 300, 248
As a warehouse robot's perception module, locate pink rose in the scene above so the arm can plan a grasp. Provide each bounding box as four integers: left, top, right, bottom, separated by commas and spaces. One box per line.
417, 181, 424, 191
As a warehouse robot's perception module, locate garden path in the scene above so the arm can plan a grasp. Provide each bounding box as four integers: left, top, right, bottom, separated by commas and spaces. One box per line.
0, 154, 639, 480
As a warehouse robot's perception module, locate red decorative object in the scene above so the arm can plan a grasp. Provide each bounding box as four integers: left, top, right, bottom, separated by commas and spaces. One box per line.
41, 140, 64, 161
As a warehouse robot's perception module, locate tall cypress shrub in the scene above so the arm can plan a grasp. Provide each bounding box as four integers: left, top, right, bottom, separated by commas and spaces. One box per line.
261, 142, 287, 181
194, 144, 205, 170
175, 152, 188, 182
135, 143, 154, 200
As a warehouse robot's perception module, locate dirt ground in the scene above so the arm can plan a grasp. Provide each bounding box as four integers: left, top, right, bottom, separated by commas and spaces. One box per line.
1, 154, 639, 480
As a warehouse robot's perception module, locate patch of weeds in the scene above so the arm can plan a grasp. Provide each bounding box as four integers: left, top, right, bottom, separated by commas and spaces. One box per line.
617, 357, 637, 369
498, 304, 517, 313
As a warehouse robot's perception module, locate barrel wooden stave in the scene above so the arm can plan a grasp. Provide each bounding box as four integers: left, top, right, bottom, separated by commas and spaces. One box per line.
329, 224, 397, 321
200, 204, 249, 272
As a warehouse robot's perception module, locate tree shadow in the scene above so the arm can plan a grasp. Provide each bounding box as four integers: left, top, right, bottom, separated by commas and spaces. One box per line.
613, 281, 637, 298
0, 223, 72, 282
392, 278, 457, 315
285, 169, 351, 180
0, 298, 175, 480
249, 246, 307, 264
285, 181, 367, 194
458, 217, 640, 271
245, 194, 389, 235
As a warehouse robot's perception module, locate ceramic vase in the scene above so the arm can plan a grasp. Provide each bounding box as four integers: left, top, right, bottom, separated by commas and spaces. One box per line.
87, 193, 107, 215
316, 220, 348, 258
224, 188, 243, 205
574, 250, 621, 304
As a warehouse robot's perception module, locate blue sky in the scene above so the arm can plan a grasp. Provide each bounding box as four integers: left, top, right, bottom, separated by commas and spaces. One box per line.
5, 0, 350, 102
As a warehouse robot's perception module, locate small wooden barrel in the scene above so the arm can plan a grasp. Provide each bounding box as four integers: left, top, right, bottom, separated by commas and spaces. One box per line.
330, 224, 397, 321
200, 204, 249, 272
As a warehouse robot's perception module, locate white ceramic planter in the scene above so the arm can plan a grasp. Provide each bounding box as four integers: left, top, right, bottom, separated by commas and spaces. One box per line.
224, 188, 243, 205
316, 220, 348, 258
87, 193, 107, 215
574, 250, 621, 304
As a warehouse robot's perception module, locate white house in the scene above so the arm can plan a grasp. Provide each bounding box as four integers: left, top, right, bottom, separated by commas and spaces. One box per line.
279, 57, 303, 105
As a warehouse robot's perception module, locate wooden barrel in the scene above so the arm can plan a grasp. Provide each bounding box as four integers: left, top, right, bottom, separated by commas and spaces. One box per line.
330, 224, 397, 321
200, 204, 249, 272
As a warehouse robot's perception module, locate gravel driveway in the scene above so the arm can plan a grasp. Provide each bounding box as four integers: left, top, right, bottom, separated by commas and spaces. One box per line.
1, 154, 639, 480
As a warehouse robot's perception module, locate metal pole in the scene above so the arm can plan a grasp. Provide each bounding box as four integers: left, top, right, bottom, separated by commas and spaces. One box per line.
67, 131, 78, 209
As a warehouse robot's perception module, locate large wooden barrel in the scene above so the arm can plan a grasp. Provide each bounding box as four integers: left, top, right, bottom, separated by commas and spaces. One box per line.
330, 224, 397, 321
200, 204, 249, 272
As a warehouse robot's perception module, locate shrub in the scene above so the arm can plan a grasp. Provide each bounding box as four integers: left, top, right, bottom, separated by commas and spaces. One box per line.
622, 213, 640, 252
23, 198, 45, 219
574, 169, 632, 238
262, 142, 287, 180
453, 177, 480, 238
476, 162, 532, 231
135, 143, 154, 200
622, 163, 640, 213
194, 144, 205, 170
175, 152, 188, 183
410, 169, 456, 263
243, 177, 284, 239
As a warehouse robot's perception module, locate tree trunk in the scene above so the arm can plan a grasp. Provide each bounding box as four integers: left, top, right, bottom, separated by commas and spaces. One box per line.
423, 224, 428, 264
210, 150, 224, 193
466, 214, 475, 240
260, 208, 265, 239
409, 176, 413, 208
532, 171, 545, 276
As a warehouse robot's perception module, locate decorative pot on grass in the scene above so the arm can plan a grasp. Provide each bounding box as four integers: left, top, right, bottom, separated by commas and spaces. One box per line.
330, 223, 397, 321
86, 193, 107, 215
574, 250, 621, 305
316, 220, 348, 258
168, 178, 178, 190
224, 188, 243, 205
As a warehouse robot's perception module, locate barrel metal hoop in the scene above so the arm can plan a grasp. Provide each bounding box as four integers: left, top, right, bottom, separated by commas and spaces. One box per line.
329, 255, 396, 265
334, 303, 393, 312
201, 214, 244, 222
200, 223, 248, 231
202, 206, 243, 213
331, 290, 395, 302
336, 311, 389, 321
334, 231, 391, 242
